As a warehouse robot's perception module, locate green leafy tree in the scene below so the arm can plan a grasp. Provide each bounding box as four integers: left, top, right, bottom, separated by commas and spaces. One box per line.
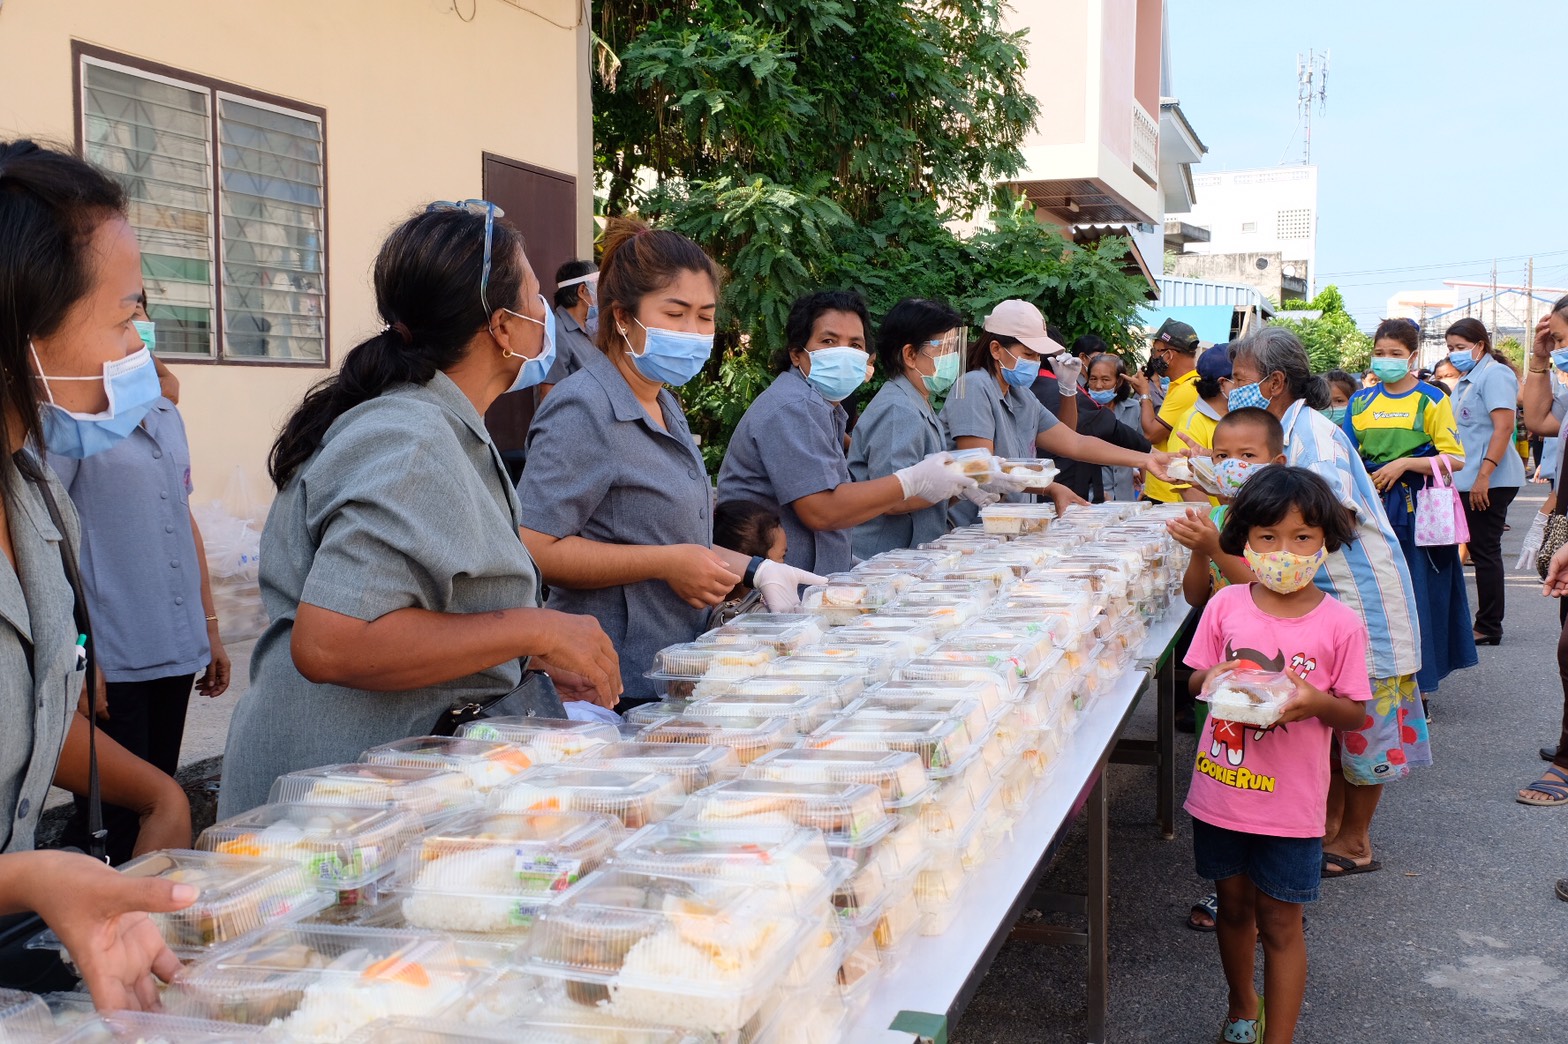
594, 0, 1153, 466
1273, 285, 1372, 373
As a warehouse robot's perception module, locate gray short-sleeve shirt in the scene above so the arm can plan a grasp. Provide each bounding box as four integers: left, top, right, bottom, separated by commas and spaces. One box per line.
717, 368, 853, 576
0, 460, 86, 853
48, 400, 210, 683
542, 306, 598, 387
941, 369, 1059, 525
848, 375, 950, 558
219, 372, 541, 815
519, 348, 711, 702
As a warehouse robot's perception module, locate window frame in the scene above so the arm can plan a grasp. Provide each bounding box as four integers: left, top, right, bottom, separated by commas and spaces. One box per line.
73, 42, 331, 368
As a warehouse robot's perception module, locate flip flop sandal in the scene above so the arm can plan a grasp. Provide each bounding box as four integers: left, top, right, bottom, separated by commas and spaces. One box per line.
1556, 879, 1568, 903
1517, 765, 1568, 806
1321, 853, 1382, 877
1187, 892, 1219, 932
1217, 997, 1264, 1043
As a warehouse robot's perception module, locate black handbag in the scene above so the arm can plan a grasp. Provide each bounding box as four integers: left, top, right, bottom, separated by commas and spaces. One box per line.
430, 668, 567, 736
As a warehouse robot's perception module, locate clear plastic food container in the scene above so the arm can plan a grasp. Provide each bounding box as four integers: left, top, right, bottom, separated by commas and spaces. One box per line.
360, 736, 542, 792
999, 754, 1038, 813
864, 677, 1007, 722
807, 713, 975, 777
486, 766, 684, 829
999, 586, 1097, 629
744, 748, 933, 810
198, 803, 424, 904
0, 989, 53, 1040
709, 614, 826, 654
567, 741, 740, 794
800, 574, 901, 623
168, 925, 482, 1040
864, 868, 921, 959
53, 1012, 279, 1041
623, 701, 691, 728
342, 1016, 715, 1043
925, 634, 1049, 680
520, 868, 816, 1032
455, 717, 619, 760
978, 608, 1078, 649
699, 668, 868, 711
635, 714, 795, 765
767, 646, 899, 685
609, 822, 844, 912
840, 694, 990, 752
945, 448, 1002, 483
997, 457, 1059, 489
647, 640, 776, 680
1201, 669, 1296, 727
915, 845, 967, 937
977, 503, 1055, 536
839, 615, 943, 643
895, 660, 1022, 701
684, 689, 841, 735
118, 850, 333, 956
268, 764, 479, 826
857, 548, 963, 576
677, 779, 892, 851
887, 591, 987, 630
918, 767, 990, 843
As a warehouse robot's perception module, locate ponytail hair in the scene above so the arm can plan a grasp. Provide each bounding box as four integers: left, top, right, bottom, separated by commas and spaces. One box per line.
595, 216, 719, 355
268, 206, 527, 488
0, 140, 127, 480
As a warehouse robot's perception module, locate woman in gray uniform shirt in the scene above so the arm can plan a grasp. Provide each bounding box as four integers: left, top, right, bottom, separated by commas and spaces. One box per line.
520, 220, 825, 706
0, 140, 205, 1008
220, 204, 619, 815
944, 299, 1179, 525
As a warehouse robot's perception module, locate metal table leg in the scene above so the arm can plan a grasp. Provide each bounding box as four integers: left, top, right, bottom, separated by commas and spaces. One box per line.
1157, 652, 1176, 840
1086, 772, 1109, 1043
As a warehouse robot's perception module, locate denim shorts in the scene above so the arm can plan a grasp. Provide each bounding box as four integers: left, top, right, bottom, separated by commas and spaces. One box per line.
1192, 817, 1322, 904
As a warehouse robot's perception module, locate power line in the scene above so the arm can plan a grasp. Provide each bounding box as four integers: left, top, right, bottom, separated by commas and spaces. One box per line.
1319, 247, 1568, 280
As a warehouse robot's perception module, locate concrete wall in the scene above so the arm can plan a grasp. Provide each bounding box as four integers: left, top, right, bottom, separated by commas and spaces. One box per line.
0, 0, 591, 500
1169, 252, 1307, 305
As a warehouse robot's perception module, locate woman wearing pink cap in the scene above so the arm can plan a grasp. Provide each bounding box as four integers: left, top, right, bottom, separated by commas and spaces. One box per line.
943, 299, 1181, 525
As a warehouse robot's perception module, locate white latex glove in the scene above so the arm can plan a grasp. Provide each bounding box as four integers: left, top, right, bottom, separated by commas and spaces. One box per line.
982, 456, 1032, 496
1516, 510, 1550, 571
754, 561, 827, 612
1054, 355, 1084, 397
896, 452, 978, 503
961, 486, 1001, 508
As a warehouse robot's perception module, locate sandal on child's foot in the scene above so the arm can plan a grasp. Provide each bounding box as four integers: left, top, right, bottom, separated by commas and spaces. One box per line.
1218, 998, 1264, 1043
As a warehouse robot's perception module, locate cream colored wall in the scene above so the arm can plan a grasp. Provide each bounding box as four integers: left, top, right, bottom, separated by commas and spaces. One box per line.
0, 0, 589, 501
1098, 0, 1134, 166
1011, 0, 1089, 148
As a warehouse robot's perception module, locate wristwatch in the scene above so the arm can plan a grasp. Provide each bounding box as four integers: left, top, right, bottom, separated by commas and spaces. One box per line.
742, 556, 765, 588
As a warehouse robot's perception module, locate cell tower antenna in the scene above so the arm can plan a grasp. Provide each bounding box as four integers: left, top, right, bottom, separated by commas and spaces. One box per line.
1296, 49, 1329, 165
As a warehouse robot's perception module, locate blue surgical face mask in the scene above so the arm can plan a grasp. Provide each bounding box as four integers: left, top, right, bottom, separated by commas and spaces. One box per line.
1088, 388, 1118, 405
1227, 380, 1270, 412
133, 319, 156, 353
1159, 376, 1171, 394
31, 343, 162, 458
1001, 350, 1040, 388
500, 295, 557, 393
1320, 406, 1347, 425
1448, 349, 1478, 374
1552, 347, 1568, 373
624, 318, 714, 387
1369, 357, 1410, 383
804, 346, 870, 402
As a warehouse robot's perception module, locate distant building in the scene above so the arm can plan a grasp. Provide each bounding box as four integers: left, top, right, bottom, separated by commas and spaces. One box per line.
1171, 165, 1319, 302
1385, 283, 1567, 367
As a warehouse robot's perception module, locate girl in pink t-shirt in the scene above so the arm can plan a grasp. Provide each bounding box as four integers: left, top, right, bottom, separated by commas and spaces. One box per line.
1185, 465, 1372, 1044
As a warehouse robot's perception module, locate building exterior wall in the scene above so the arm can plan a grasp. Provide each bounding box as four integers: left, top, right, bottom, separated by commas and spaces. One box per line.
1169, 252, 1306, 305
1180, 165, 1318, 296
0, 0, 591, 499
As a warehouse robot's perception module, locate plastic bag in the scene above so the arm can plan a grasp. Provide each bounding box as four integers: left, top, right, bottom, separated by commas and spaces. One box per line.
192, 467, 270, 643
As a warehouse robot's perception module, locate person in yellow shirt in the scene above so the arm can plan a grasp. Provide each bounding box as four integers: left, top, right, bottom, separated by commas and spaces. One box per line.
1175, 346, 1233, 504
1133, 318, 1202, 502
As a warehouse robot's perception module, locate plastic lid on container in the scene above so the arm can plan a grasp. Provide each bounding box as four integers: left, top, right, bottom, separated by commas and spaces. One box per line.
685, 690, 842, 735
520, 868, 816, 1032
893, 659, 1021, 702
839, 615, 943, 641
456, 717, 619, 760
861, 676, 1006, 721
925, 634, 1046, 679
268, 763, 479, 825
694, 671, 865, 708
800, 574, 900, 614
0, 989, 53, 1040
635, 714, 795, 765
360, 736, 543, 792
342, 1016, 715, 1044
807, 713, 975, 776
384, 809, 621, 935
945, 448, 1001, 482
118, 849, 333, 956
487, 766, 684, 830
197, 803, 424, 892
743, 747, 933, 809
774, 642, 901, 680
566, 741, 740, 794
841, 693, 991, 747
645, 640, 775, 681
709, 615, 825, 654
609, 822, 844, 911
1201, 668, 1295, 727
624, 701, 691, 728
677, 779, 892, 848
53, 1012, 278, 1042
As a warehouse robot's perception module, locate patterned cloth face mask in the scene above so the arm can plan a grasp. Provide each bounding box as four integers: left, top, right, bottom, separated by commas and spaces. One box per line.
1214, 458, 1270, 496
1243, 544, 1327, 594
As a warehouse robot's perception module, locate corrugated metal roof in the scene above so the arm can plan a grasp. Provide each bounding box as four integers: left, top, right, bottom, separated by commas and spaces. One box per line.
1155, 276, 1275, 318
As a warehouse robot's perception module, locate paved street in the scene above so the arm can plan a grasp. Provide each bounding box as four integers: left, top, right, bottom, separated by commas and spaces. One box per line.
958, 488, 1568, 1043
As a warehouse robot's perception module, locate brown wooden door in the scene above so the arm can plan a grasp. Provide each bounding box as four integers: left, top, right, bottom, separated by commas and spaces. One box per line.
480, 152, 579, 467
